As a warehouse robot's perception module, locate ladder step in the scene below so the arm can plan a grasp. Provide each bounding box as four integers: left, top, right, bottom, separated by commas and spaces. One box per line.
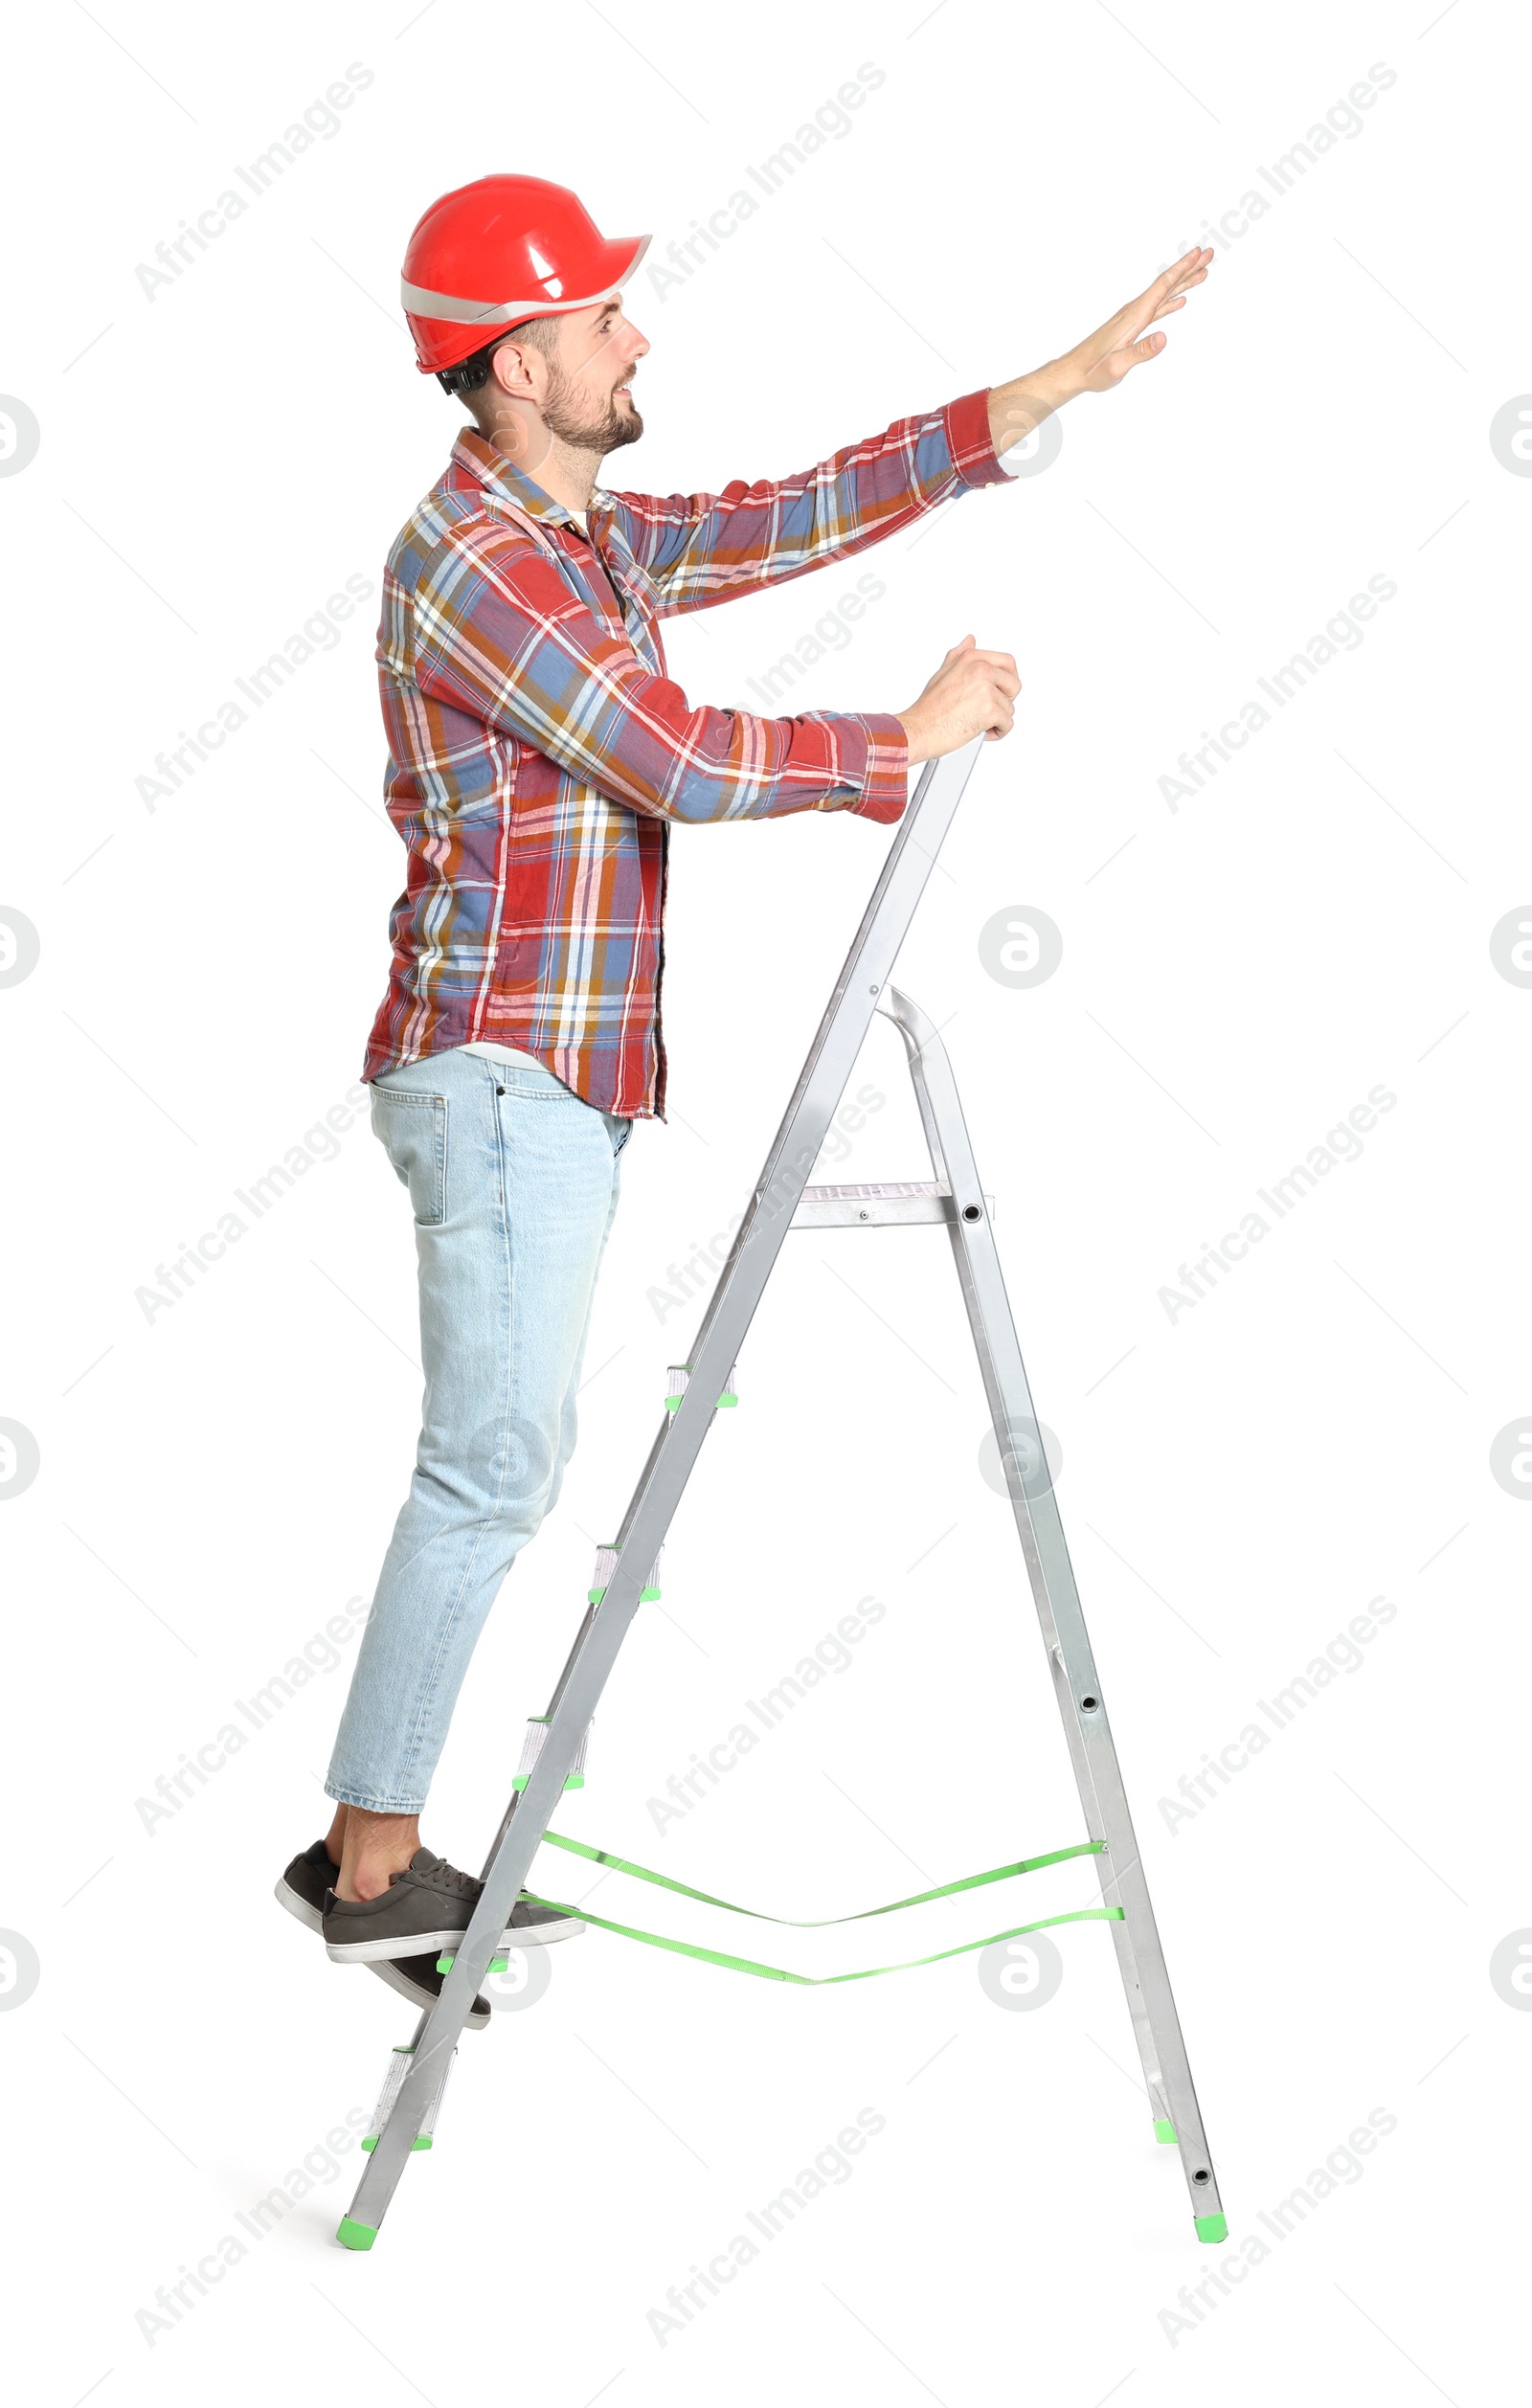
590, 1542, 663, 1604
511, 1714, 592, 1792
665, 1362, 739, 1410
806, 1180, 946, 1198
792, 1180, 994, 1228
361, 2041, 456, 2154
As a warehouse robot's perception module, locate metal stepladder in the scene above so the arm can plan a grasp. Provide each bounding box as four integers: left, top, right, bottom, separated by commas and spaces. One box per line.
336, 736, 1226, 2250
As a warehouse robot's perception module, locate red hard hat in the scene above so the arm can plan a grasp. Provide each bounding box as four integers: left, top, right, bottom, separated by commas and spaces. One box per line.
400, 175, 651, 375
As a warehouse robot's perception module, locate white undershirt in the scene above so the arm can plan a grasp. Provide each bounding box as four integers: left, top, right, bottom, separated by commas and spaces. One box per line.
461, 1041, 543, 1069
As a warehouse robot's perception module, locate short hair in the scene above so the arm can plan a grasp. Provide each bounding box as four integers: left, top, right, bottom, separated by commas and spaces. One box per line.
436, 313, 562, 397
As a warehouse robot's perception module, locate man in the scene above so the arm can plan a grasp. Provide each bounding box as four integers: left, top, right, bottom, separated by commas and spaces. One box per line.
276, 175, 1210, 2016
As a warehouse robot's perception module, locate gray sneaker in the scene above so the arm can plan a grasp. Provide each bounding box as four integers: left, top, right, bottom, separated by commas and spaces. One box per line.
275, 1838, 341, 1934
323, 1846, 584, 1965
363, 1951, 495, 2029
275, 1839, 496, 2030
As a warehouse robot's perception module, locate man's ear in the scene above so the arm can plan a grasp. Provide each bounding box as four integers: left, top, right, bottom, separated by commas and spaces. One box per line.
489, 339, 541, 399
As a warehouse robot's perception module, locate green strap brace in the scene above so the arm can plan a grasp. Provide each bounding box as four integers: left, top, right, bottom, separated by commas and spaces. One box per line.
540, 1829, 1103, 1926
440, 1833, 1122, 1985
516, 1897, 1124, 1986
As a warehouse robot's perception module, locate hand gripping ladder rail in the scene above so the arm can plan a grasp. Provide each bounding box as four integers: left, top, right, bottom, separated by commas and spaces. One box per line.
336, 738, 1226, 2251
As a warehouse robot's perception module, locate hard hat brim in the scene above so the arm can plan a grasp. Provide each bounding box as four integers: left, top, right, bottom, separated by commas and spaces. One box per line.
405, 233, 652, 374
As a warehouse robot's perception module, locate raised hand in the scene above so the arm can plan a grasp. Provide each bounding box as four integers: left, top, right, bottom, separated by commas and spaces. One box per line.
1067, 245, 1214, 394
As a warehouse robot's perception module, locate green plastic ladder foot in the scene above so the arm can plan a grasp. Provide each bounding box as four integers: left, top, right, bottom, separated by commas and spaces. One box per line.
336, 2217, 377, 2251
1154, 2118, 1177, 2144
1195, 2212, 1228, 2244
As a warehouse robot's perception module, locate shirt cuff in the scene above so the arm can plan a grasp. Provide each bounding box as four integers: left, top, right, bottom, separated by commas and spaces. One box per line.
943, 386, 1016, 490
839, 711, 911, 825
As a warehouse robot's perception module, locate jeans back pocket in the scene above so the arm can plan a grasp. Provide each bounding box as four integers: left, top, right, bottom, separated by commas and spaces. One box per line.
371, 1087, 448, 1225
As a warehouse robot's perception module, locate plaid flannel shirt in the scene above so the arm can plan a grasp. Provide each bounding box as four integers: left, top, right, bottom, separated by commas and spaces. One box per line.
362, 384, 1012, 1115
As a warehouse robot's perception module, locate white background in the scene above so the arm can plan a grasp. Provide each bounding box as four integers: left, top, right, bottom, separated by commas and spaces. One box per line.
1, 0, 1525, 2399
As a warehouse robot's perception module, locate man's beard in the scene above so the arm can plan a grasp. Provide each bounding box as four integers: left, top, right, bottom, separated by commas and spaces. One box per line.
541, 359, 644, 456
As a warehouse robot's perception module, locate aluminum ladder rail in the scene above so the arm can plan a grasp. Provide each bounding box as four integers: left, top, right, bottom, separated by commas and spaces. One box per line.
866, 981, 1222, 2233
336, 735, 1225, 2248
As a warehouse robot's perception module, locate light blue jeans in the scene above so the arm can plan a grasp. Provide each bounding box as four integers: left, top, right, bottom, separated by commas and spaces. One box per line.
326, 1047, 631, 1812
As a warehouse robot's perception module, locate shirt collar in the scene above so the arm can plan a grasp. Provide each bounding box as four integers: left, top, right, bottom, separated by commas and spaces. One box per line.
451, 426, 615, 534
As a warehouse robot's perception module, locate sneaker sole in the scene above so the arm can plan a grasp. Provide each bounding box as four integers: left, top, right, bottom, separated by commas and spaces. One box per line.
273, 1877, 493, 2030
507, 1915, 585, 1948
326, 1916, 585, 1965
280, 1869, 585, 1958
274, 1872, 326, 1934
